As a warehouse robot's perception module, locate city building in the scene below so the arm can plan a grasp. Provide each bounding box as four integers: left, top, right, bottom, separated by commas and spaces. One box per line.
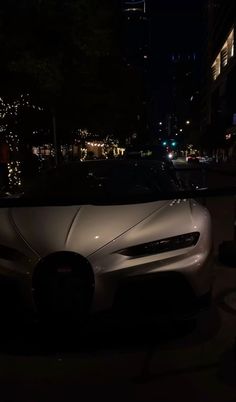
121, 0, 148, 68
204, 0, 236, 150
121, 0, 149, 142
147, 0, 203, 148
170, 53, 200, 143
155, 52, 201, 149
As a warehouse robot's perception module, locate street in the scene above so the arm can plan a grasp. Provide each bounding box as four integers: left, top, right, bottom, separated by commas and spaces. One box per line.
0, 164, 236, 402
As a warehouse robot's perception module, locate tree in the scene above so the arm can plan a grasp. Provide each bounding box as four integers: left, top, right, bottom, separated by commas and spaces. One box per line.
0, 0, 145, 145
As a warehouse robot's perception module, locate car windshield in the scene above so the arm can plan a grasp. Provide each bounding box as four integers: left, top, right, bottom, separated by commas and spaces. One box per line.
24, 160, 178, 204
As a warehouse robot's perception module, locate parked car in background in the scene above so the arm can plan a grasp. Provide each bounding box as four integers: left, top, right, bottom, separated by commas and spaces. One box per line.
198, 155, 214, 164
186, 153, 200, 163
124, 144, 172, 163
124, 144, 177, 180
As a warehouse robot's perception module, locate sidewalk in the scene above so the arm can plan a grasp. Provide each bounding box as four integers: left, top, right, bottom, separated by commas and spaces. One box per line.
210, 162, 236, 176
0, 269, 236, 402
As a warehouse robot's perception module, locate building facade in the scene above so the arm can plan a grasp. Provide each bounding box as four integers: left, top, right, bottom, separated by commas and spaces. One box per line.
121, 0, 148, 67
205, 0, 236, 149
170, 53, 200, 143
121, 0, 149, 142
155, 52, 201, 149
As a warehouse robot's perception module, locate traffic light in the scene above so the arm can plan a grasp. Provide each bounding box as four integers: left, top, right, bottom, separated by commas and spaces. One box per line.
171, 141, 176, 147
162, 141, 167, 146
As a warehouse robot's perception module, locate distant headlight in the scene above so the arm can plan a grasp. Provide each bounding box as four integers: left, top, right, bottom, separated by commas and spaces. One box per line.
119, 232, 200, 258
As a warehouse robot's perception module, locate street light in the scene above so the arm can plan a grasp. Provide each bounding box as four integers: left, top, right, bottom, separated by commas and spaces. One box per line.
186, 120, 190, 125
179, 128, 183, 132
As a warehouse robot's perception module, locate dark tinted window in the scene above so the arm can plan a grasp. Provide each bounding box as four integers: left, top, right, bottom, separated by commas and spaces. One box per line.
24, 160, 177, 204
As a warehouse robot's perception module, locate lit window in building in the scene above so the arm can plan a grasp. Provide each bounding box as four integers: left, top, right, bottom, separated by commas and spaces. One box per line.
212, 28, 235, 80
221, 29, 234, 67
212, 53, 221, 80
123, 1, 146, 13
228, 29, 234, 58
221, 44, 228, 67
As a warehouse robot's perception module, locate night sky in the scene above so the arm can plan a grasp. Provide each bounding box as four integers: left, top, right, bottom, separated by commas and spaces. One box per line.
150, 0, 206, 61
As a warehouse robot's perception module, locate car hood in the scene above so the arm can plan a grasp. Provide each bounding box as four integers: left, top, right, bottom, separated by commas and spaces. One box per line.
10, 201, 169, 257
89, 199, 197, 263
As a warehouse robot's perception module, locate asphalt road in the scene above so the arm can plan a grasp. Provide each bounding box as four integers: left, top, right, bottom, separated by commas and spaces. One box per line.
1, 162, 236, 402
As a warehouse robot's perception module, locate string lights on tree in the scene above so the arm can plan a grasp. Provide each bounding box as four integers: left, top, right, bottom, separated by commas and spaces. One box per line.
0, 94, 43, 121
7, 161, 22, 188
73, 128, 100, 144
0, 94, 43, 190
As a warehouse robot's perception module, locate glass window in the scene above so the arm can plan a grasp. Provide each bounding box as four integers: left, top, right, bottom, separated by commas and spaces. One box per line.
212, 53, 221, 80
23, 160, 178, 204
212, 28, 234, 79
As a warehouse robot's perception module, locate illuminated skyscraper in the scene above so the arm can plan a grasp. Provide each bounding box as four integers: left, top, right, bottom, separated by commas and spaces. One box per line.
121, 0, 148, 69
120, 0, 149, 141
122, 0, 146, 14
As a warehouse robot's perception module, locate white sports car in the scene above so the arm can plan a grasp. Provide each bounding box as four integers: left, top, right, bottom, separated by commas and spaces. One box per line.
0, 160, 213, 320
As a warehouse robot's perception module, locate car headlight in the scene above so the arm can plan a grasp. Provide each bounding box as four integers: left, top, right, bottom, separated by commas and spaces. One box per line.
119, 232, 200, 258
